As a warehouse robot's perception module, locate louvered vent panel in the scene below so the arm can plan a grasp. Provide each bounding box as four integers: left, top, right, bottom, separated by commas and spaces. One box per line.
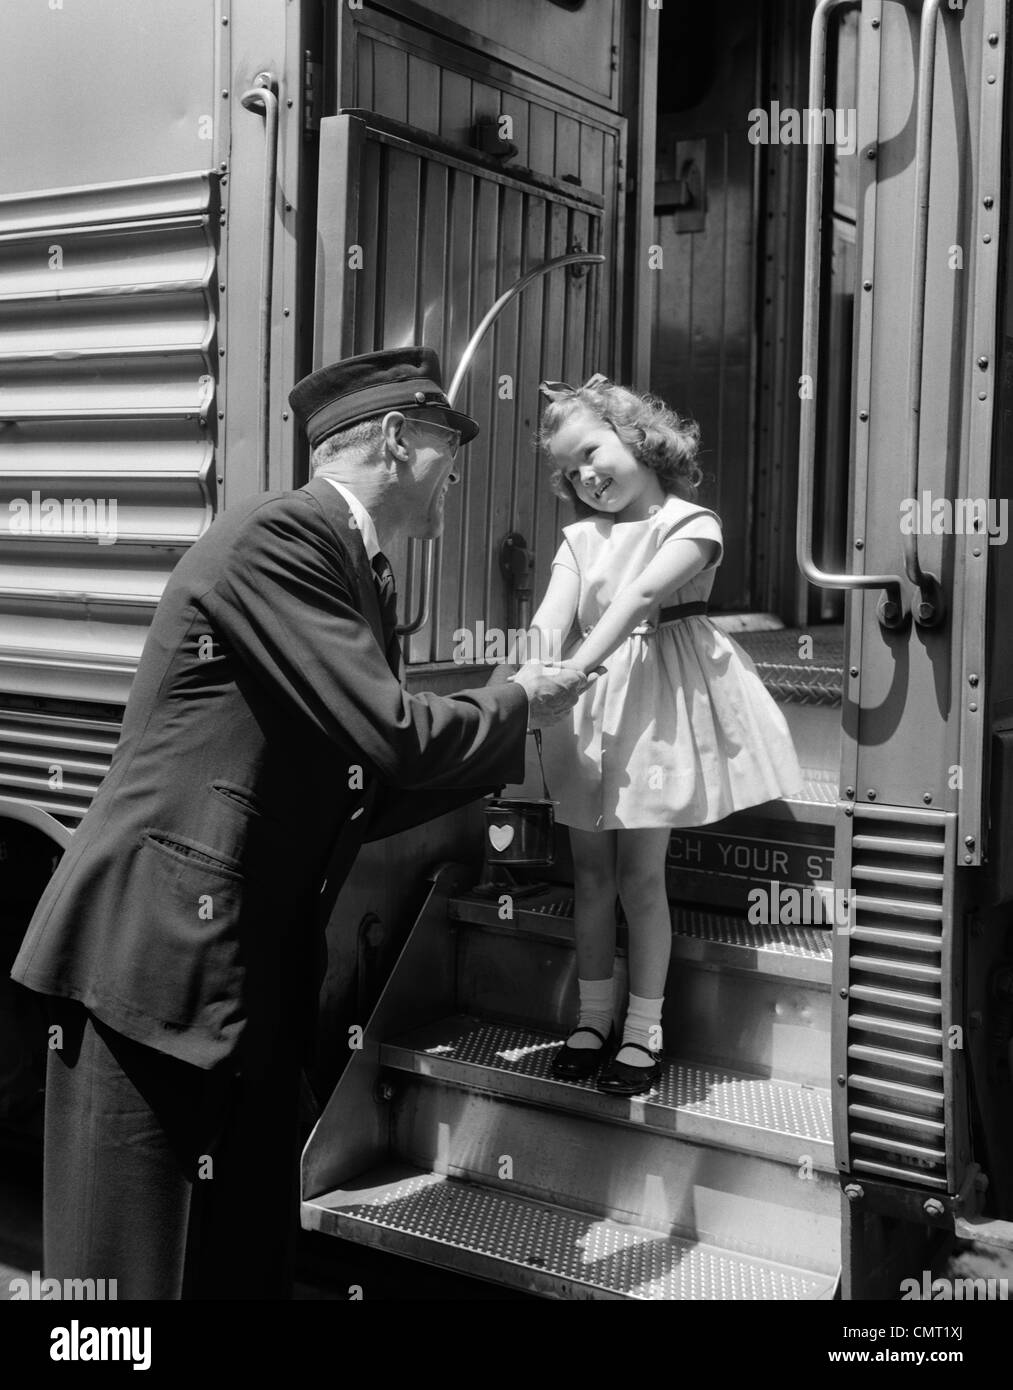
843, 807, 953, 1190
0, 171, 219, 823
0, 706, 121, 826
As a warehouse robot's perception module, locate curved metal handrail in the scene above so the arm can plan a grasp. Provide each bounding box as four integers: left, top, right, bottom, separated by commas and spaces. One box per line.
903, 0, 946, 627
240, 72, 280, 492
797, 0, 905, 630
396, 250, 606, 637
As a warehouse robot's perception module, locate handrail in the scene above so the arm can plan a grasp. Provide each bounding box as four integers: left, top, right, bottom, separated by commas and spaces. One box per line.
797, 0, 905, 630
903, 0, 946, 627
396, 250, 606, 638
240, 72, 279, 492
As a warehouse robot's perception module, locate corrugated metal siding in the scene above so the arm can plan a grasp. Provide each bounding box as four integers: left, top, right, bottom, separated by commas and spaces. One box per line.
342, 125, 605, 664
0, 171, 219, 823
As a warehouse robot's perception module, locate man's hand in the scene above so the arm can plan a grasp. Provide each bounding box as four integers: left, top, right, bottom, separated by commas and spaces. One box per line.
511, 661, 588, 730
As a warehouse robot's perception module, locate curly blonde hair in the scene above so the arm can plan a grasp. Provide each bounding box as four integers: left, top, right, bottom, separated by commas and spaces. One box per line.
539, 378, 701, 515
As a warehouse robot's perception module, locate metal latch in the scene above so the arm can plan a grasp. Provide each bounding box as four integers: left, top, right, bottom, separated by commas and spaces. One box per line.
303, 51, 322, 136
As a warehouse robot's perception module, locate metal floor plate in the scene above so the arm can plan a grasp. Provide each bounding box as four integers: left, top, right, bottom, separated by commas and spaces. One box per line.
306, 1168, 835, 1300
382, 1018, 833, 1155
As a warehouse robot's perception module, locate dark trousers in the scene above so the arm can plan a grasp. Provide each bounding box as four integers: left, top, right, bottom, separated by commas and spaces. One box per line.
43, 998, 303, 1299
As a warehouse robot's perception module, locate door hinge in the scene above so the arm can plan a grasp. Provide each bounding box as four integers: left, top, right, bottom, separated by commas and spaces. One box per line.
303, 51, 322, 137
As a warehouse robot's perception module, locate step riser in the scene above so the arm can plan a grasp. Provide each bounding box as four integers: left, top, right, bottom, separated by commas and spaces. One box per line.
386, 1081, 841, 1274
455, 929, 831, 1086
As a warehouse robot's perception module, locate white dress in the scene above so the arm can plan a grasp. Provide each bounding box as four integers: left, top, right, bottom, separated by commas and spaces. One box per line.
538, 495, 803, 831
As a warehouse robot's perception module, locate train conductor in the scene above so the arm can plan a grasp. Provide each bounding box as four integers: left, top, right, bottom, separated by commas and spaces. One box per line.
10, 347, 585, 1299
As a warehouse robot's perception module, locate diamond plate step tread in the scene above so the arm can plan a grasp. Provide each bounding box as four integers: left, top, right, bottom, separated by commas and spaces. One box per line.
733, 626, 844, 707
303, 1165, 837, 1301
450, 894, 832, 985
380, 1017, 834, 1167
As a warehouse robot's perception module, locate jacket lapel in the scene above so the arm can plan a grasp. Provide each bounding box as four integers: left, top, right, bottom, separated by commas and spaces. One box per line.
303, 475, 387, 655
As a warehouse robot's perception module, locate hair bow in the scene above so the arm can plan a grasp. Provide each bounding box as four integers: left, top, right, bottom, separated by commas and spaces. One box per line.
539, 373, 610, 401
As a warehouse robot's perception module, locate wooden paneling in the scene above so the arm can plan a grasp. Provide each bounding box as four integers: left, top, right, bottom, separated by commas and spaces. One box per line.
650, 0, 760, 613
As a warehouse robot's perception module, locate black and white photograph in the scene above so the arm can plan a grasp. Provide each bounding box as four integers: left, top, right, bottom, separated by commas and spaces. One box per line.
0, 0, 1011, 1364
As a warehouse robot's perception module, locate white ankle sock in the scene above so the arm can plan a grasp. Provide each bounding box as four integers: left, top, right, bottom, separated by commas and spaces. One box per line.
616, 993, 664, 1066
568, 976, 615, 1050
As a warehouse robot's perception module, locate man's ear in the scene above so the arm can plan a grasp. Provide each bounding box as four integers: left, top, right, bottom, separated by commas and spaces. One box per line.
381, 411, 409, 463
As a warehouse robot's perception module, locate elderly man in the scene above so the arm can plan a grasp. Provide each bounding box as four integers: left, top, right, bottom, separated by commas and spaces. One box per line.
12, 347, 582, 1299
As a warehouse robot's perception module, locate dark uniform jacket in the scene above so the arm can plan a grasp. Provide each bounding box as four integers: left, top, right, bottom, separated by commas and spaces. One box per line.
11, 476, 527, 1069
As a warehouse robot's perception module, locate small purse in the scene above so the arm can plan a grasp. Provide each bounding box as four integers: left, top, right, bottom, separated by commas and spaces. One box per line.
484, 729, 555, 867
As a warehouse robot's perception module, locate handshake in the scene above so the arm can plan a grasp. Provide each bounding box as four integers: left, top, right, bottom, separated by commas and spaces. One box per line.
502, 660, 590, 731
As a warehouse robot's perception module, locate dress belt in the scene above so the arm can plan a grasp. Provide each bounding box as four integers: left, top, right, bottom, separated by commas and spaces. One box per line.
656, 601, 710, 625
583, 602, 710, 639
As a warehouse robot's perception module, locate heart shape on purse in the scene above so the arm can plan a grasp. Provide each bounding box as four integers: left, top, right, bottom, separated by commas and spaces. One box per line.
488, 824, 515, 852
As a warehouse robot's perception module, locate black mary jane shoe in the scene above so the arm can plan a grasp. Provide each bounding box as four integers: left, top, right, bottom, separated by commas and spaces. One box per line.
596, 1042, 663, 1096
550, 1025, 615, 1081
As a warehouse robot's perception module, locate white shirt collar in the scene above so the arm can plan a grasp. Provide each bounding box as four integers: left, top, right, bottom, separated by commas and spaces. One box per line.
320, 477, 382, 562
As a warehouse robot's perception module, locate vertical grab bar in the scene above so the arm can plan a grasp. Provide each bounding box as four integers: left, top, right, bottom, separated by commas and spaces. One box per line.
903, 0, 946, 627
240, 72, 280, 492
798, 0, 906, 629
396, 250, 606, 639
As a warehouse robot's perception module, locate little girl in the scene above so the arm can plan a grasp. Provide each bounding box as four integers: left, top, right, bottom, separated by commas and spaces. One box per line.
525, 374, 802, 1097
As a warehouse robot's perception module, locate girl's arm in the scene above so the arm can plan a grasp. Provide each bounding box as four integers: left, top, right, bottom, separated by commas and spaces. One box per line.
507, 562, 580, 666
562, 537, 719, 675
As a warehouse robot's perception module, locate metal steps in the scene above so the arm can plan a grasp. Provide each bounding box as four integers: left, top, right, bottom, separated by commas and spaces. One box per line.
301, 867, 842, 1298
381, 1016, 834, 1169
302, 1166, 838, 1301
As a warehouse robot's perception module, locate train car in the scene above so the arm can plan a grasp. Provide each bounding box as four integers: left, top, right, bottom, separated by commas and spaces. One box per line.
0, 0, 1011, 1302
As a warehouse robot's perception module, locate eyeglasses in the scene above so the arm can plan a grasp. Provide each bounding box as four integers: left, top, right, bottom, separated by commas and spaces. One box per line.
539, 372, 610, 402
406, 415, 461, 460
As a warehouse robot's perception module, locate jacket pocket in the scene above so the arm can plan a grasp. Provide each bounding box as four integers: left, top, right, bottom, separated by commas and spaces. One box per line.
209, 780, 271, 821
141, 828, 244, 879
127, 831, 249, 1053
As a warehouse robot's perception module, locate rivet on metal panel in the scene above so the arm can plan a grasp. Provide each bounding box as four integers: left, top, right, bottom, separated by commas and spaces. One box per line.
836, 1075, 846, 1086
969, 674, 979, 686
965, 854, 973, 863
859, 410, 869, 422
987, 75, 996, 84
978, 356, 990, 369
219, 348, 225, 356
979, 393, 988, 401
845, 786, 855, 798
222, 15, 228, 24
282, 411, 289, 421
222, 90, 229, 99
287, 99, 294, 108
867, 146, 877, 160
844, 806, 853, 817
973, 547, 983, 556
923, 1198, 945, 1218
283, 308, 290, 316
923, 793, 933, 804
984, 234, 992, 243
854, 539, 864, 550
850, 667, 858, 677
220, 162, 228, 171
984, 196, 995, 208
965, 835, 976, 847
866, 790, 876, 800
839, 989, 848, 999
863, 280, 872, 291
218, 412, 225, 420
988, 33, 999, 45
844, 1184, 864, 1202
871, 17, 880, 27
969, 703, 978, 713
